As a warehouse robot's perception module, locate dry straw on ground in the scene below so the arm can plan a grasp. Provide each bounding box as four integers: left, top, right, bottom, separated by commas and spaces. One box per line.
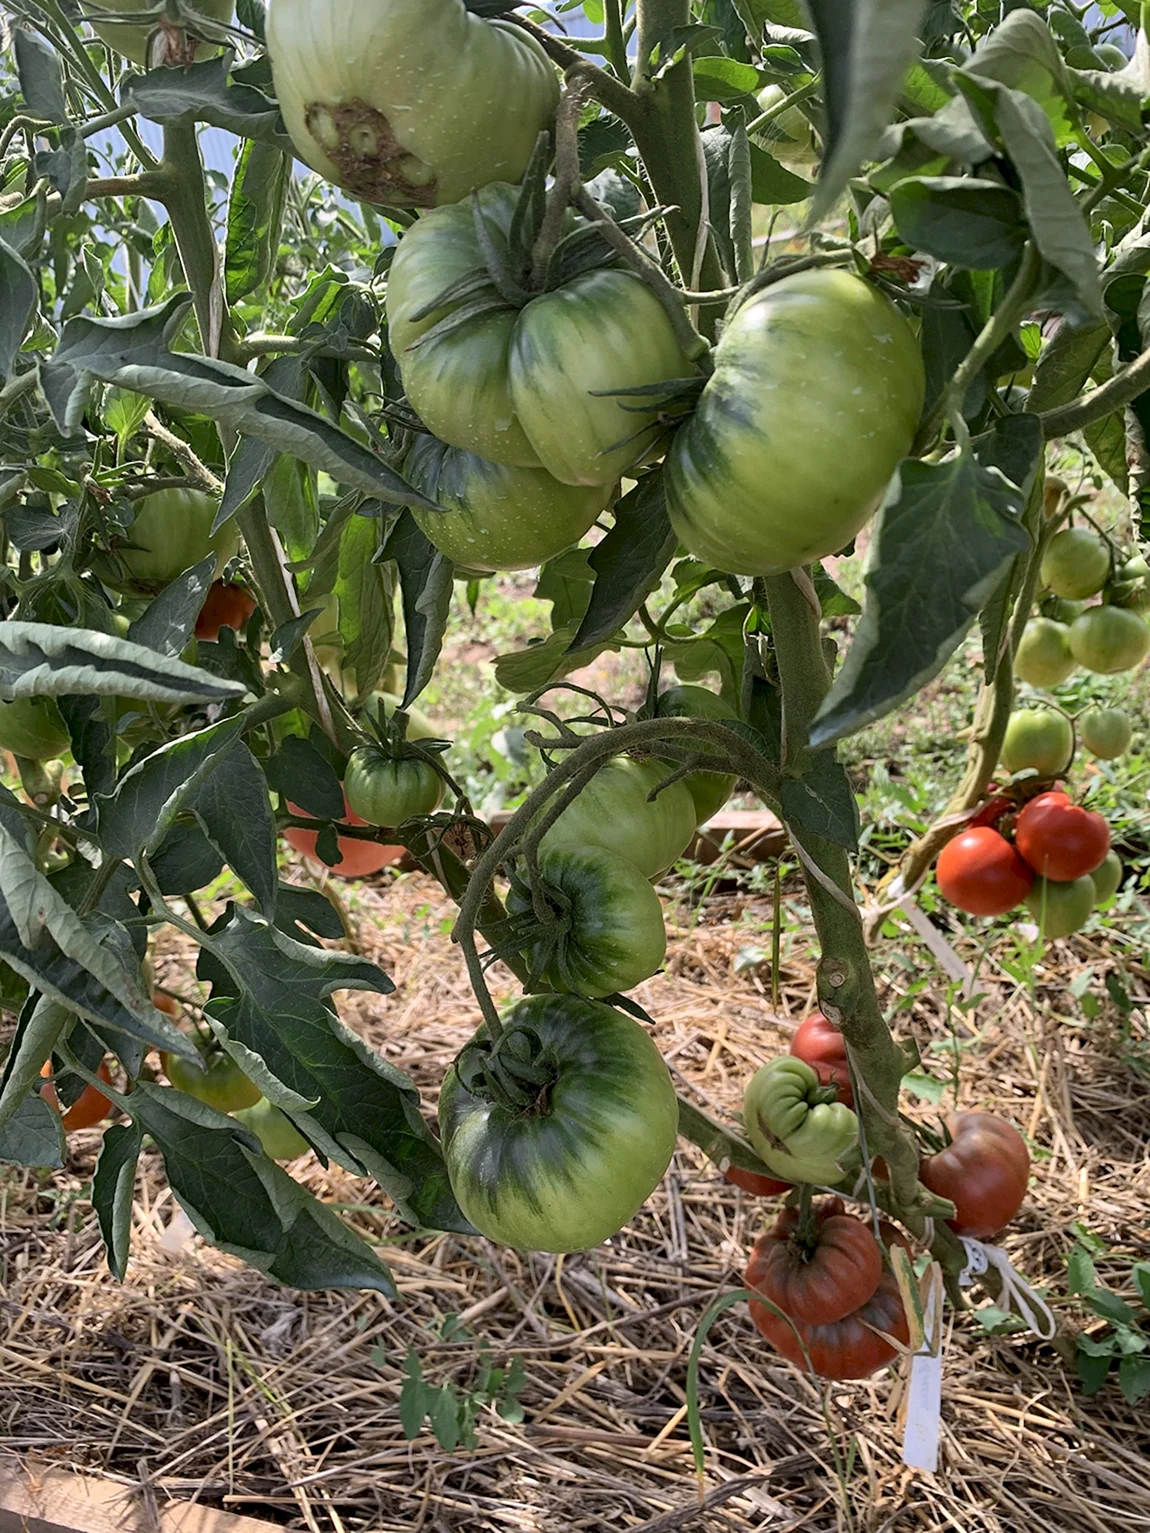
2, 866, 1148, 1533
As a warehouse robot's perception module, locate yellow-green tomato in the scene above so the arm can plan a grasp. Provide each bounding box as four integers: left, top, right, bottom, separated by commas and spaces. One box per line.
344, 745, 443, 828
1040, 527, 1111, 600
1068, 605, 1150, 674
96, 488, 238, 595
407, 435, 608, 571
1079, 705, 1133, 760
1015, 618, 1076, 688
654, 684, 739, 825
163, 1049, 262, 1112
541, 756, 697, 880
1025, 874, 1095, 938
233, 1098, 311, 1160
752, 84, 818, 164
86, 0, 233, 64
1000, 708, 1073, 779
1090, 850, 1123, 904
0, 697, 70, 760
667, 271, 925, 576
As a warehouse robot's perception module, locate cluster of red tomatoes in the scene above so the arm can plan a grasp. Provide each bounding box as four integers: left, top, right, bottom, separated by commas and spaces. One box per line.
937, 789, 1119, 937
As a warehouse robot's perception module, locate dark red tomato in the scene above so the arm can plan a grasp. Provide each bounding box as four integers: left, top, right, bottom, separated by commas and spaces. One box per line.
724, 1165, 792, 1197
152, 990, 180, 1018
919, 1112, 1030, 1239
790, 1013, 853, 1109
195, 581, 257, 642
744, 1196, 883, 1325
970, 794, 1014, 832
282, 793, 404, 878
1013, 791, 1110, 883
40, 1059, 114, 1131
936, 827, 1033, 916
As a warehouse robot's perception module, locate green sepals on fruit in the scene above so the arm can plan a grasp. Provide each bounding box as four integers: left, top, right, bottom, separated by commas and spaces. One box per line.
1068, 604, 1150, 674
1040, 527, 1111, 600
233, 1098, 311, 1160
1000, 707, 1073, 780
163, 1046, 262, 1112
1078, 706, 1132, 761
1015, 618, 1075, 688
743, 1056, 859, 1185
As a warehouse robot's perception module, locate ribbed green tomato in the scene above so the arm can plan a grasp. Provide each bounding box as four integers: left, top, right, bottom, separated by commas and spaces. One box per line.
654, 684, 739, 825
1079, 705, 1132, 760
387, 184, 694, 483
1040, 528, 1111, 600
344, 744, 443, 827
267, 0, 558, 207
96, 489, 237, 595
1091, 850, 1123, 904
667, 271, 924, 576
439, 994, 678, 1251
233, 1098, 311, 1160
541, 756, 697, 880
163, 1049, 262, 1112
1015, 618, 1075, 688
505, 847, 667, 998
743, 1056, 859, 1185
1069, 605, 1150, 674
0, 697, 70, 760
1000, 708, 1073, 779
86, 0, 233, 64
407, 435, 607, 571
1025, 874, 1096, 938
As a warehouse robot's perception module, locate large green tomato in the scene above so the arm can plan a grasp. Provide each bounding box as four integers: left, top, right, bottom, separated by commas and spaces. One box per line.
1079, 706, 1132, 761
1000, 708, 1073, 779
267, 0, 558, 207
1040, 528, 1110, 600
344, 744, 443, 827
96, 489, 238, 595
1014, 618, 1075, 688
233, 1098, 311, 1160
540, 756, 697, 880
505, 847, 667, 998
86, 0, 233, 64
388, 184, 694, 483
1024, 874, 1095, 939
654, 684, 739, 825
406, 435, 608, 571
439, 994, 678, 1251
163, 1049, 262, 1112
666, 272, 925, 575
743, 1056, 859, 1185
1069, 604, 1150, 674
0, 697, 70, 760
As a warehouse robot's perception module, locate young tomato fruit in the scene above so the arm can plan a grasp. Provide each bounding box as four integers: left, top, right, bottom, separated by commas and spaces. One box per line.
1090, 850, 1123, 904
1078, 706, 1132, 761
344, 746, 443, 829
744, 1197, 883, 1325
40, 1060, 114, 1131
541, 756, 697, 881
233, 1098, 311, 1161
654, 684, 739, 825
1068, 604, 1150, 674
1040, 527, 1110, 600
1014, 791, 1109, 882
919, 1113, 1030, 1238
163, 1049, 262, 1112
195, 581, 257, 642
936, 827, 1033, 916
790, 1013, 853, 1108
1014, 617, 1076, 688
1000, 707, 1073, 780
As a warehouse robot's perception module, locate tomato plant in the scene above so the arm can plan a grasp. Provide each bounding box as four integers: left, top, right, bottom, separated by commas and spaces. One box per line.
744, 1197, 883, 1325
1014, 792, 1110, 883
919, 1114, 1030, 1238
936, 827, 1033, 917
790, 1014, 853, 1108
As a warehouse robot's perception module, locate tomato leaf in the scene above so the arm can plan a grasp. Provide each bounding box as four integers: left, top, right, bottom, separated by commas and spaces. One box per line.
93, 1121, 143, 1280
0, 1091, 64, 1169
889, 177, 1028, 270
12, 25, 67, 124
975, 413, 1047, 681
495, 628, 616, 694
336, 510, 394, 704
127, 57, 292, 150
571, 471, 678, 652
0, 621, 246, 707
1075, 1347, 1114, 1395
192, 742, 278, 919
379, 511, 452, 708
0, 236, 38, 383
1119, 1356, 1150, 1405
226, 139, 290, 305
780, 750, 860, 850
97, 716, 246, 859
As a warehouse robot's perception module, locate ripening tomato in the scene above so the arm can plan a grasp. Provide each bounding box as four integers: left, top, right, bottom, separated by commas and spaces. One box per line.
745, 1197, 883, 1325
1014, 791, 1109, 882
723, 1165, 792, 1197
919, 1113, 1029, 1238
970, 793, 1014, 832
936, 827, 1033, 916
40, 1059, 114, 1131
195, 581, 257, 642
283, 791, 405, 877
1040, 527, 1111, 600
790, 1013, 853, 1108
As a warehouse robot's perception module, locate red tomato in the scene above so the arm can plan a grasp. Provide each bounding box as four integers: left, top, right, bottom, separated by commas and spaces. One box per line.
724, 1165, 792, 1197
195, 581, 257, 642
970, 794, 1014, 832
919, 1112, 1030, 1238
1013, 791, 1110, 883
936, 827, 1034, 916
745, 1196, 883, 1325
283, 792, 404, 878
40, 1059, 114, 1131
153, 990, 180, 1018
790, 1013, 853, 1108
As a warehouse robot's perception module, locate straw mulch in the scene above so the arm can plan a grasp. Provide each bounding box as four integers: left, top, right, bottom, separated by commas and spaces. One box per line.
2, 864, 1149, 1533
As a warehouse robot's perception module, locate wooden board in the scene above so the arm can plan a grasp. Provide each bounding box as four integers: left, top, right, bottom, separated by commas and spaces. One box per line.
0, 1458, 278, 1533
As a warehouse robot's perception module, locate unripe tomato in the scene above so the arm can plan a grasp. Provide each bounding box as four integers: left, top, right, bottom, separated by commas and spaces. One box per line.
95, 489, 238, 596
751, 85, 818, 164
1079, 705, 1132, 760
936, 827, 1033, 916
233, 1098, 311, 1160
745, 1197, 883, 1326
1025, 874, 1097, 937
541, 756, 697, 881
1000, 707, 1073, 780
1014, 791, 1109, 882
86, 0, 233, 63
0, 697, 70, 760
667, 272, 925, 575
40, 1059, 114, 1131
1113, 554, 1149, 615
283, 791, 406, 877
1068, 604, 1150, 674
723, 1165, 792, 1197
919, 1113, 1029, 1238
344, 745, 443, 828
163, 1049, 262, 1112
195, 581, 257, 642
790, 1013, 853, 1108
1091, 850, 1123, 904
1014, 618, 1075, 688
1040, 527, 1110, 600
1041, 596, 1085, 625
654, 684, 739, 825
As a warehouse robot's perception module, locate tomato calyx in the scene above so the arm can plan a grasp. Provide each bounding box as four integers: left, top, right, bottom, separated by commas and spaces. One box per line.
455, 1024, 559, 1114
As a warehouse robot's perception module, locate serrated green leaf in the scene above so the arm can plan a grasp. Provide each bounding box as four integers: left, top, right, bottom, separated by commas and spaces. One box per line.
571, 472, 678, 651
93, 1121, 143, 1280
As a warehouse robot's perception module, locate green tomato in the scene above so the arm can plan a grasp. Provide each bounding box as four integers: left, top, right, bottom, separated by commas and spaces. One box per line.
1090, 850, 1123, 905
86, 0, 233, 63
654, 684, 739, 825
1024, 874, 1096, 939
163, 1049, 262, 1112
1040, 528, 1111, 600
505, 846, 667, 999
1014, 618, 1076, 689
1096, 43, 1130, 70
541, 756, 697, 880
743, 1056, 859, 1185
1041, 596, 1086, 625
388, 184, 694, 483
1068, 604, 1150, 674
439, 994, 679, 1251
407, 435, 608, 571
1112, 554, 1150, 616
752, 84, 818, 165
1000, 708, 1073, 780
95, 488, 238, 596
0, 697, 70, 760
1079, 705, 1132, 761
233, 1098, 311, 1160
267, 0, 558, 207
344, 744, 443, 827
667, 271, 925, 576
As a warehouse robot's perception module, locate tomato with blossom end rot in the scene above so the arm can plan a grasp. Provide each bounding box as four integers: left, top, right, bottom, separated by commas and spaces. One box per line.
936, 827, 1033, 916
744, 1197, 883, 1325
919, 1113, 1029, 1238
1014, 791, 1109, 882
790, 1013, 853, 1109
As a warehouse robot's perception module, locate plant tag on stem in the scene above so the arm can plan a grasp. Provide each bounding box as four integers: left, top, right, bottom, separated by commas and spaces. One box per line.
902, 1286, 943, 1473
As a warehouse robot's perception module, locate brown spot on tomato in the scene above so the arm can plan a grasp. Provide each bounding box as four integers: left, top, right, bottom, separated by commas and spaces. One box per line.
304, 100, 439, 206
